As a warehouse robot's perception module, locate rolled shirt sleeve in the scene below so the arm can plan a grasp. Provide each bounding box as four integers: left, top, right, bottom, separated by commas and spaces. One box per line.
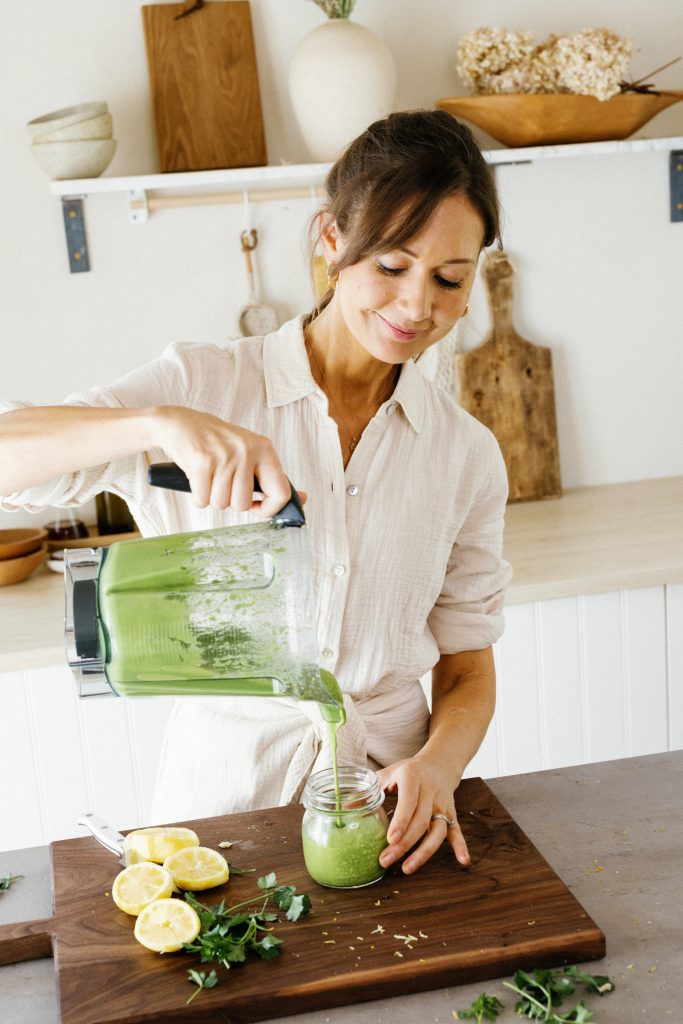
427, 433, 512, 654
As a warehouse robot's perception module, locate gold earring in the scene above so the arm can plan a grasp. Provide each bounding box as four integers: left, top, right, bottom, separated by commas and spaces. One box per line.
326, 267, 339, 290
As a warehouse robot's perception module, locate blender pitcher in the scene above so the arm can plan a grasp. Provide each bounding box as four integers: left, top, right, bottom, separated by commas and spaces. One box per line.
64, 466, 343, 722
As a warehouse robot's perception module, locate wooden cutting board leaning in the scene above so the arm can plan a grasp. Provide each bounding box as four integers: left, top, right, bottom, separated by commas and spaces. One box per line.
141, 0, 267, 172
454, 251, 562, 502
0, 778, 605, 1024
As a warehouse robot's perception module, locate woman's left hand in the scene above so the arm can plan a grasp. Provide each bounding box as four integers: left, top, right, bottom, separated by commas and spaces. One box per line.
376, 753, 470, 874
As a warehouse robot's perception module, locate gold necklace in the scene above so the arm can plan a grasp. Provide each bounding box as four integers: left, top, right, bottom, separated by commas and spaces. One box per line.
307, 338, 399, 453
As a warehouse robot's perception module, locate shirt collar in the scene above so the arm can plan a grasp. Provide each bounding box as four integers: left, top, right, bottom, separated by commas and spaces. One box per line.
263, 314, 426, 434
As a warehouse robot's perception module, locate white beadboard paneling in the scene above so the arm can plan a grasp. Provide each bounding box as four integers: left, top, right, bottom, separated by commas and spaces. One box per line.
491, 603, 543, 775
79, 696, 143, 832
580, 591, 628, 762
28, 665, 90, 845
536, 597, 586, 769
666, 583, 683, 749
126, 697, 175, 825
623, 587, 668, 755
0, 671, 44, 851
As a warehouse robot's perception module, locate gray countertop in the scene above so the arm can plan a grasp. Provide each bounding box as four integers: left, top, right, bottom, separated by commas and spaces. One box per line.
1, 751, 681, 1023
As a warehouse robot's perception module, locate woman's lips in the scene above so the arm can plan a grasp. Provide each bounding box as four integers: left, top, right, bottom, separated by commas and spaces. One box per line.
376, 313, 420, 341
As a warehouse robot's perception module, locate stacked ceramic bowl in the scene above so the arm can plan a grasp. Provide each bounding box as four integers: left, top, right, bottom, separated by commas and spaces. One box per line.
28, 102, 116, 180
0, 528, 49, 586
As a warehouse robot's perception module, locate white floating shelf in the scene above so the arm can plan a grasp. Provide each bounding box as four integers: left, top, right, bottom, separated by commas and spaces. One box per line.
49, 135, 683, 207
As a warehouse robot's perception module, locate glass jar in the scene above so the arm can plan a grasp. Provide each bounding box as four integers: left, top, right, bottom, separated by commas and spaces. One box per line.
301, 767, 389, 888
45, 508, 89, 541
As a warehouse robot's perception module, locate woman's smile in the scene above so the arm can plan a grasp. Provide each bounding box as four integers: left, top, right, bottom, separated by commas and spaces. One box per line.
374, 312, 424, 341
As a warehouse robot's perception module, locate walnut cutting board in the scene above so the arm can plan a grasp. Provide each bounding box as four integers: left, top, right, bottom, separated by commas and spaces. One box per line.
0, 778, 604, 1023
455, 251, 562, 502
142, 0, 267, 172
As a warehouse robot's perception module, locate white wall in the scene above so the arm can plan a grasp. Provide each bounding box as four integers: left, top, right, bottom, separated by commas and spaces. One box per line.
1, 0, 682, 530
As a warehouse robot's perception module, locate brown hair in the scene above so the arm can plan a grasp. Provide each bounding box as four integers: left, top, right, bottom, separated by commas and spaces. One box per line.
309, 109, 500, 315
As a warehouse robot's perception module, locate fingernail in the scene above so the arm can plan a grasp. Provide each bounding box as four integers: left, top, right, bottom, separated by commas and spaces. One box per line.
388, 828, 402, 843
380, 851, 394, 866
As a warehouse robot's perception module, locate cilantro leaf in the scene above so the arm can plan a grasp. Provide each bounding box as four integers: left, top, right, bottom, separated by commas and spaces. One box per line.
564, 966, 615, 995
253, 933, 283, 961
0, 874, 24, 892
186, 968, 218, 1005
257, 872, 277, 890
456, 991, 503, 1021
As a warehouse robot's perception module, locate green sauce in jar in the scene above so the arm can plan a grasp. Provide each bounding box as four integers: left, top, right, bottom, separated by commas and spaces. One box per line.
302, 767, 389, 888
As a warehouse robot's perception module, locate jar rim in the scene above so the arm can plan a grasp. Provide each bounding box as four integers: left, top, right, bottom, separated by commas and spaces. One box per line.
303, 766, 385, 815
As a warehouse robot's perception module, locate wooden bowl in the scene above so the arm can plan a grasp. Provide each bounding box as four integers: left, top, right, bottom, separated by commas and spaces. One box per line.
0, 527, 49, 561
436, 92, 683, 148
0, 543, 48, 586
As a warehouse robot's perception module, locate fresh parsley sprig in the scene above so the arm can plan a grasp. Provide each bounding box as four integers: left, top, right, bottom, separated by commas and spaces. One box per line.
455, 992, 504, 1021
456, 967, 614, 1023
181, 872, 311, 1001
0, 874, 23, 891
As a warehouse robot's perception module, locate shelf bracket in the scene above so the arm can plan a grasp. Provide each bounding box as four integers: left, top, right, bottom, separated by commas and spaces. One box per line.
128, 188, 148, 223
670, 150, 683, 222
61, 197, 90, 273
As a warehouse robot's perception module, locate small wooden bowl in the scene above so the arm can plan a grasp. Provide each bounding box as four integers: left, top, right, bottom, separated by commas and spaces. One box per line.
0, 543, 48, 586
0, 527, 49, 561
437, 92, 683, 148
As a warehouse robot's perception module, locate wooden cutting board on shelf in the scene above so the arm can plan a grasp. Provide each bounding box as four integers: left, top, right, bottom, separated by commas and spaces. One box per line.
141, 0, 267, 172
0, 778, 605, 1024
454, 251, 562, 502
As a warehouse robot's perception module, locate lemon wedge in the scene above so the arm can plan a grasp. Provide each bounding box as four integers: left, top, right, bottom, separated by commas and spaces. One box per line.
111, 862, 174, 916
163, 846, 230, 890
123, 826, 200, 864
134, 897, 201, 953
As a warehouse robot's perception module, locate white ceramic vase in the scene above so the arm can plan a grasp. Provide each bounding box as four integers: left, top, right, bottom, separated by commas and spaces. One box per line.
288, 18, 398, 163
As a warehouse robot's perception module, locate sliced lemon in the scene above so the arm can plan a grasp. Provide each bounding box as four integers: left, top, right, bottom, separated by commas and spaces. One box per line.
163, 846, 230, 890
133, 897, 201, 953
111, 862, 174, 916
122, 826, 200, 864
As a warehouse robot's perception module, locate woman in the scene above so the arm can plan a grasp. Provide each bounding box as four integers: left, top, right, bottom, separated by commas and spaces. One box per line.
0, 110, 511, 875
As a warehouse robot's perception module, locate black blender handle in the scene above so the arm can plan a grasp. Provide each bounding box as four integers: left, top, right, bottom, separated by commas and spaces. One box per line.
147, 462, 305, 527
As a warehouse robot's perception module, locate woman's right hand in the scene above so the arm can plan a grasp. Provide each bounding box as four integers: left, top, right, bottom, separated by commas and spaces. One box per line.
151, 406, 297, 518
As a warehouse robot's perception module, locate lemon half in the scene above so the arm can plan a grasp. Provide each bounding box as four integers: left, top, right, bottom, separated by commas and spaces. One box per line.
123, 826, 199, 864
112, 862, 174, 916
134, 898, 201, 953
163, 846, 230, 890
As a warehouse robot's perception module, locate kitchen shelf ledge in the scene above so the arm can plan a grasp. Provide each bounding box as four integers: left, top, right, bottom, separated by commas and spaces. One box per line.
1, 476, 681, 672
48, 135, 683, 221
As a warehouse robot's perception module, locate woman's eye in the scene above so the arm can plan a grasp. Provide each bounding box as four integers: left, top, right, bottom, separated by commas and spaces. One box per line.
436, 276, 463, 290
376, 262, 403, 276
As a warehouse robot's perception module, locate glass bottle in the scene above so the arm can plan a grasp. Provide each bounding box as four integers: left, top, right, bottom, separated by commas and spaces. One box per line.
96, 492, 136, 535
45, 507, 89, 541
301, 767, 389, 888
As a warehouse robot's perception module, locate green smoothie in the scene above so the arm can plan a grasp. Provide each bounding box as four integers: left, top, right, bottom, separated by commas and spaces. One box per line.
302, 803, 388, 888
95, 526, 346, 716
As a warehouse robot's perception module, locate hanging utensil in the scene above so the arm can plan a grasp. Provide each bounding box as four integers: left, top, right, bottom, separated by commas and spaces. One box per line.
237, 228, 279, 337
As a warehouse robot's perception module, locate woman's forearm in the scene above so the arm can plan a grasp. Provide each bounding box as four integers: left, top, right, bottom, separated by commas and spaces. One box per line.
0, 405, 158, 494
421, 646, 496, 785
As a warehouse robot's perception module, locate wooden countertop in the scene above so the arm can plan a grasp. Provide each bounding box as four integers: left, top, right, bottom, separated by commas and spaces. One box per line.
1, 476, 681, 672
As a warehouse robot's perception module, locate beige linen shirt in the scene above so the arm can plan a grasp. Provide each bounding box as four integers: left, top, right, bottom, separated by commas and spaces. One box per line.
2, 316, 512, 821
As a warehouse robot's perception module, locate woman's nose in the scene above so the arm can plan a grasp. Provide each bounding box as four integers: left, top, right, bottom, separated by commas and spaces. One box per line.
398, 273, 432, 322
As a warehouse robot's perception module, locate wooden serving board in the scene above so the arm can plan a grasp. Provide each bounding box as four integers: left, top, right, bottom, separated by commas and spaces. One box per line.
0, 778, 605, 1023
141, 0, 267, 172
454, 251, 562, 502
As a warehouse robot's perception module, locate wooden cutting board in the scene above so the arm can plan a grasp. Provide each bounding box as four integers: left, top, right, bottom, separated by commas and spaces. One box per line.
454, 251, 562, 502
0, 778, 604, 1023
141, 0, 267, 172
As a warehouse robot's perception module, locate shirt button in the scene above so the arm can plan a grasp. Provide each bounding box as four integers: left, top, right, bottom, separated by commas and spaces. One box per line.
332, 563, 346, 576
386, 402, 397, 415
321, 647, 334, 659
346, 485, 359, 496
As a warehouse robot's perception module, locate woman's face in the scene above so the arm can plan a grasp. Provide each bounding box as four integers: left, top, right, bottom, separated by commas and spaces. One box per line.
323, 192, 485, 364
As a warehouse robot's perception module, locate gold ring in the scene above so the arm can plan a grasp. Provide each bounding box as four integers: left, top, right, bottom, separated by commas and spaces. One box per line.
431, 813, 457, 829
